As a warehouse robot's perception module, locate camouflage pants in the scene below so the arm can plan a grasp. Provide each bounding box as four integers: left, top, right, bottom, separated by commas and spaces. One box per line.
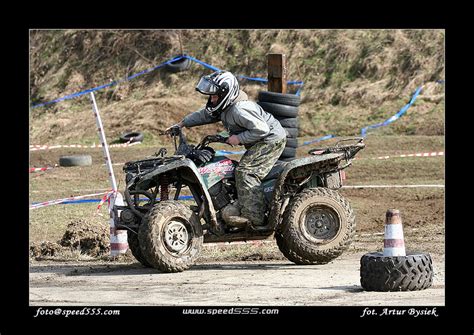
235, 138, 286, 225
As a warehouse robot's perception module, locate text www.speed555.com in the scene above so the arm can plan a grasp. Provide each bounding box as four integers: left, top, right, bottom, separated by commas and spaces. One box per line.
183, 308, 279, 315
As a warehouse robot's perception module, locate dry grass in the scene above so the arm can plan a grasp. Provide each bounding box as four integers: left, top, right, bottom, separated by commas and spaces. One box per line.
30, 29, 444, 145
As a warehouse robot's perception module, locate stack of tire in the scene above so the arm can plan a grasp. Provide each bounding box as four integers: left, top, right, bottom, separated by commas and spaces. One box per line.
257, 91, 300, 161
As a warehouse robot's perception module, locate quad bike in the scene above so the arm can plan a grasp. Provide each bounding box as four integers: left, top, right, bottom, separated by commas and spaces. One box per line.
112, 126, 365, 272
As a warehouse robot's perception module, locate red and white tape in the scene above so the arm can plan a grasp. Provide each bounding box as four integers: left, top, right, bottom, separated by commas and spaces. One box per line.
96, 190, 116, 214
373, 151, 444, 160
30, 191, 109, 210
29, 166, 55, 173
29, 141, 141, 151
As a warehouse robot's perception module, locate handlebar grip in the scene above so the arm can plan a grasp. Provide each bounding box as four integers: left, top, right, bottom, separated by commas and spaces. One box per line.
218, 135, 229, 143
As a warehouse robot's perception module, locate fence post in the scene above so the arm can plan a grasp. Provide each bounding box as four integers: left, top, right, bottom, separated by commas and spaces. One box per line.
89, 92, 128, 256
267, 53, 287, 93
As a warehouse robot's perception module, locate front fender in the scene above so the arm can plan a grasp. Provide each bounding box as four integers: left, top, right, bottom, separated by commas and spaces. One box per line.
134, 156, 218, 228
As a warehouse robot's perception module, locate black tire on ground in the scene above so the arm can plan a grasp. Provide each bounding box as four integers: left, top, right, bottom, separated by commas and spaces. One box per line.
284, 127, 299, 138
276, 117, 299, 128
138, 201, 203, 273
119, 131, 144, 143
280, 147, 296, 158
127, 231, 152, 267
258, 91, 301, 107
165, 57, 192, 73
285, 138, 299, 148
59, 155, 92, 167
275, 187, 355, 264
257, 101, 299, 118
360, 252, 433, 291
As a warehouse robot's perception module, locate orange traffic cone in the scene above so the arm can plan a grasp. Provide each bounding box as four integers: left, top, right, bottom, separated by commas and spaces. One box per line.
383, 209, 406, 256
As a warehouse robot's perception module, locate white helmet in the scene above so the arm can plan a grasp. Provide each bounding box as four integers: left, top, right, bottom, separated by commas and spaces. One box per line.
195, 71, 240, 117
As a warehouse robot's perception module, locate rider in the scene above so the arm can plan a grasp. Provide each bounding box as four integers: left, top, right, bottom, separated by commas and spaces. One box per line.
168, 70, 287, 230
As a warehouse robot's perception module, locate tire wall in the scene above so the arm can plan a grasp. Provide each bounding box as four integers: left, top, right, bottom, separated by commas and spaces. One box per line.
257, 91, 300, 161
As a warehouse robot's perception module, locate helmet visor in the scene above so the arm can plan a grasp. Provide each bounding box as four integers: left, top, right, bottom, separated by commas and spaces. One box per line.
196, 76, 219, 95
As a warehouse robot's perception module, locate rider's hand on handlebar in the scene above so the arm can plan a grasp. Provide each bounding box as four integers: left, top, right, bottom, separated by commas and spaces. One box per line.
226, 135, 240, 146
164, 122, 183, 135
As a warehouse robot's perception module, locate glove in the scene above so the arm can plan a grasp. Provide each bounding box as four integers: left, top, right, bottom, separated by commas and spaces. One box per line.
164, 122, 183, 135
187, 148, 214, 165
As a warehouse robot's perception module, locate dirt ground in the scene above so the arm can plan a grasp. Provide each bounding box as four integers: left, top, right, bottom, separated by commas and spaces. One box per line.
29, 135, 445, 306
29, 250, 444, 306
29, 211, 445, 306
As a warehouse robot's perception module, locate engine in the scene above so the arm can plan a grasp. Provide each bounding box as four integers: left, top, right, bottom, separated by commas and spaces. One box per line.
208, 179, 236, 210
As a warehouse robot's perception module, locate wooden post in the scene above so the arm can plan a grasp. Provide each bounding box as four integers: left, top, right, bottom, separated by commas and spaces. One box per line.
267, 53, 287, 93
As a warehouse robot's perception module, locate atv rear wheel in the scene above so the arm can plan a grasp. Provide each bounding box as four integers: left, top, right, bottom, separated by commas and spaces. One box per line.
276, 187, 355, 264
138, 201, 203, 273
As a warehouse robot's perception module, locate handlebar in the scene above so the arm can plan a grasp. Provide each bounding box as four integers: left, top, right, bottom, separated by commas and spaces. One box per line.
196, 134, 229, 150
161, 125, 181, 137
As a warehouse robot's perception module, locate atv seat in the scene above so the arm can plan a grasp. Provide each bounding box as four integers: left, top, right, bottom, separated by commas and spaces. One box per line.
262, 160, 288, 181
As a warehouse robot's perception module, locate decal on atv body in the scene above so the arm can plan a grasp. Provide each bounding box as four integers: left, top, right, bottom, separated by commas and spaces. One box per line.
198, 157, 236, 188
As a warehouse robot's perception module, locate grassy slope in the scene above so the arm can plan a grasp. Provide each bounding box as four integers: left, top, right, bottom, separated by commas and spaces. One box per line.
29, 29, 445, 145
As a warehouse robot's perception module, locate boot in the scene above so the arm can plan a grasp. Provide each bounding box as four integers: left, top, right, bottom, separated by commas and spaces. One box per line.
221, 201, 250, 227
247, 222, 271, 232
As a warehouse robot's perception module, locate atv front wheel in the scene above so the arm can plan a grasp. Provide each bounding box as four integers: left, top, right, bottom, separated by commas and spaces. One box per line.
127, 231, 152, 268
138, 201, 203, 273
276, 188, 355, 264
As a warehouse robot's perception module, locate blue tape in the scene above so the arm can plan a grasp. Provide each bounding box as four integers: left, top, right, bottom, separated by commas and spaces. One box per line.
301, 134, 335, 146
360, 86, 423, 137
183, 55, 221, 72
215, 149, 246, 155
32, 195, 194, 205
31, 55, 182, 108
238, 75, 268, 83
31, 54, 305, 108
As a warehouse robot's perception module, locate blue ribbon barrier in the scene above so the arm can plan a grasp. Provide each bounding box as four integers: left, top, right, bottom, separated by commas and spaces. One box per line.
32, 195, 194, 206
31, 54, 304, 108
182, 54, 221, 72
301, 134, 336, 146
31, 55, 183, 108
360, 86, 423, 137
215, 149, 246, 156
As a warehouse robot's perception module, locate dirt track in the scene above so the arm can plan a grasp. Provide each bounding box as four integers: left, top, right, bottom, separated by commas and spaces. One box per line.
29, 250, 444, 306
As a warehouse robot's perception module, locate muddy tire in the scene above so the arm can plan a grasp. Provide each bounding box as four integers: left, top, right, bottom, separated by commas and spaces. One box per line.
127, 231, 152, 267
258, 91, 301, 107
59, 155, 92, 167
276, 117, 299, 128
119, 131, 144, 143
257, 101, 299, 118
286, 138, 299, 148
165, 56, 192, 73
138, 201, 203, 273
276, 188, 355, 264
360, 252, 433, 291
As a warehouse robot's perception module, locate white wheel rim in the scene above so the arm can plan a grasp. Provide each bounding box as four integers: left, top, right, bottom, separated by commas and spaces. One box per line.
164, 220, 189, 253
